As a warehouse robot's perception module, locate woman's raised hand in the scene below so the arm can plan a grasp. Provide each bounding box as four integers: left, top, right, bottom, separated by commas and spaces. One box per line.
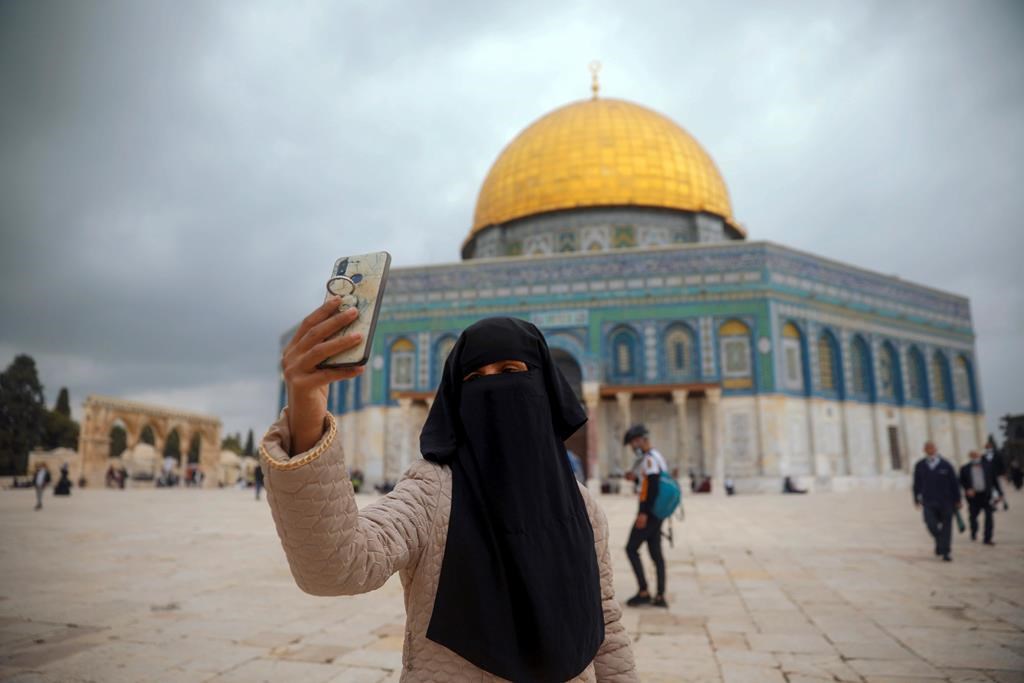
281, 296, 365, 455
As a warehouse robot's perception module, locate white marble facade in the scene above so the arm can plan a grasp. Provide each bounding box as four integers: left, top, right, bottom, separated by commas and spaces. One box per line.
332, 391, 982, 493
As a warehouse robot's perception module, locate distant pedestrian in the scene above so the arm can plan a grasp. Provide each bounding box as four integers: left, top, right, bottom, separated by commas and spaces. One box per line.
33, 464, 51, 510
912, 442, 962, 561
54, 463, 72, 496
959, 450, 1003, 545
622, 424, 669, 608
983, 435, 1006, 478
1011, 461, 1023, 491
254, 461, 264, 501
982, 435, 1008, 510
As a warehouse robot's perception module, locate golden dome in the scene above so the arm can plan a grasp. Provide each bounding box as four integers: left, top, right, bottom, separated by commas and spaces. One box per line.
470, 97, 735, 237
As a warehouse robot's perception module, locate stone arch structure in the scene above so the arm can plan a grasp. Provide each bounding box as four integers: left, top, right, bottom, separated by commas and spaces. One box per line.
78, 395, 221, 487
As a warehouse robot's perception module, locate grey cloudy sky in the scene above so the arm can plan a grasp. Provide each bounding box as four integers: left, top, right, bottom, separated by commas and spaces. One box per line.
2, 0, 1022, 442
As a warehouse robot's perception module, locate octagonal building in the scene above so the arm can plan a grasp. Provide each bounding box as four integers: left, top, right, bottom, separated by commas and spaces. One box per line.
278, 93, 984, 492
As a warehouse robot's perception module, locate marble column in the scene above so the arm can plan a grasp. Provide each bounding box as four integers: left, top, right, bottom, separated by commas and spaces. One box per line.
615, 391, 633, 474
397, 397, 413, 477
671, 389, 689, 478
705, 388, 724, 496
582, 381, 602, 491
200, 438, 219, 489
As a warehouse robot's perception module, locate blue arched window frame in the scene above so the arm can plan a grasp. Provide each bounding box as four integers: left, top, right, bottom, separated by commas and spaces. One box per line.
609, 327, 641, 382
952, 354, 977, 411
816, 329, 843, 398
780, 321, 810, 395
432, 335, 458, 387
931, 350, 954, 410
388, 337, 417, 393
849, 335, 874, 401
878, 340, 903, 404
664, 323, 697, 379
906, 345, 928, 406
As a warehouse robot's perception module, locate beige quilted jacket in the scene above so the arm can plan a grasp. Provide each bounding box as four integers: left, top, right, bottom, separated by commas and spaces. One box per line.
261, 407, 638, 682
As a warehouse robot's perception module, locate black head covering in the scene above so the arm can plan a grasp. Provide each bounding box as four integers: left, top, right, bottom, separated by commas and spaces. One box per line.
421, 317, 603, 682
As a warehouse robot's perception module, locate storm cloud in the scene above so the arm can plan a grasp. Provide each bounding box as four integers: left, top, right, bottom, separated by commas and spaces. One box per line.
1, 0, 1021, 439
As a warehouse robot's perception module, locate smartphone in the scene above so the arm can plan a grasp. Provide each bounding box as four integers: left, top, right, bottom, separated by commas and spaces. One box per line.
317, 251, 391, 369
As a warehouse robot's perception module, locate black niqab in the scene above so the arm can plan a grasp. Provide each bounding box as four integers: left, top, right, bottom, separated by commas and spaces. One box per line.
421, 317, 604, 682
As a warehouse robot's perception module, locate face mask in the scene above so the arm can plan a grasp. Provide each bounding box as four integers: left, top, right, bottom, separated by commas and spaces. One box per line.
633, 446, 644, 457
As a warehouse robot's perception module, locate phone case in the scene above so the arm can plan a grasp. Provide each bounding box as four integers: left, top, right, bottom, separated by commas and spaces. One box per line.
317, 251, 391, 368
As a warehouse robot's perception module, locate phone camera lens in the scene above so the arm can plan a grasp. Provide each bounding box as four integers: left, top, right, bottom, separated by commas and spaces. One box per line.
351, 274, 363, 284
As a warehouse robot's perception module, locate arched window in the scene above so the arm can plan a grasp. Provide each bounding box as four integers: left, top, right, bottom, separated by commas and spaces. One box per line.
664, 324, 695, 378
390, 338, 416, 390
931, 351, 952, 409
719, 320, 752, 389
953, 355, 974, 409
781, 322, 806, 393
435, 336, 457, 384
817, 330, 841, 395
907, 346, 927, 404
878, 341, 902, 402
850, 335, 873, 400
610, 328, 639, 380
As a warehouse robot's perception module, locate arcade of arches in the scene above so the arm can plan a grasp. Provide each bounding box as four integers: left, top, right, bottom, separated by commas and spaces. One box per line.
78, 395, 222, 488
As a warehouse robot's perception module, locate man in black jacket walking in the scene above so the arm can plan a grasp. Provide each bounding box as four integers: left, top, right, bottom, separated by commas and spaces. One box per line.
913, 441, 962, 561
959, 449, 1004, 545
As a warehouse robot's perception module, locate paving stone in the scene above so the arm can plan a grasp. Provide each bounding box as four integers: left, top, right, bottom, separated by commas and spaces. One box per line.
205, 658, 348, 683
719, 661, 786, 683
848, 657, 944, 678
747, 633, 836, 654
834, 639, 916, 660
2, 486, 1023, 682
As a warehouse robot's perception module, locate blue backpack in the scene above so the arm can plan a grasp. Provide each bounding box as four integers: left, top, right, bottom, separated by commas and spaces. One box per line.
652, 470, 682, 519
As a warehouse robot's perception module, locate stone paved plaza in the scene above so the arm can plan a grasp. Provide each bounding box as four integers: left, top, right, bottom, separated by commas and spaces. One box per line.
1, 484, 1023, 683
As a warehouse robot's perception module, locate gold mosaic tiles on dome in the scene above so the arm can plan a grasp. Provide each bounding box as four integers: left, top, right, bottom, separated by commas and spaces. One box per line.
470, 97, 734, 235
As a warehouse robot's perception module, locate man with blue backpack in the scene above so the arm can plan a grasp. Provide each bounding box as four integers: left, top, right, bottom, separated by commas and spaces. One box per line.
623, 424, 681, 608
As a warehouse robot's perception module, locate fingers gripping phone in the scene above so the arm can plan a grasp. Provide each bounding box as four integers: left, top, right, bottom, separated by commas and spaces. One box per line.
317, 251, 392, 369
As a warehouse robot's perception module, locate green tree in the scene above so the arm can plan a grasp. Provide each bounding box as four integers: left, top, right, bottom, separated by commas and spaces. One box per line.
244, 429, 254, 457
41, 410, 80, 450
187, 433, 201, 464
54, 387, 71, 418
163, 430, 181, 458
41, 386, 80, 450
221, 432, 243, 455
140, 425, 155, 445
109, 425, 127, 458
0, 354, 47, 474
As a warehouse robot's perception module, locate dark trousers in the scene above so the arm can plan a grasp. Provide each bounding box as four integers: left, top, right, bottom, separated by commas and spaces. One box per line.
255, 480, 263, 501
34, 485, 44, 509
626, 516, 665, 596
922, 504, 953, 555
967, 494, 993, 542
